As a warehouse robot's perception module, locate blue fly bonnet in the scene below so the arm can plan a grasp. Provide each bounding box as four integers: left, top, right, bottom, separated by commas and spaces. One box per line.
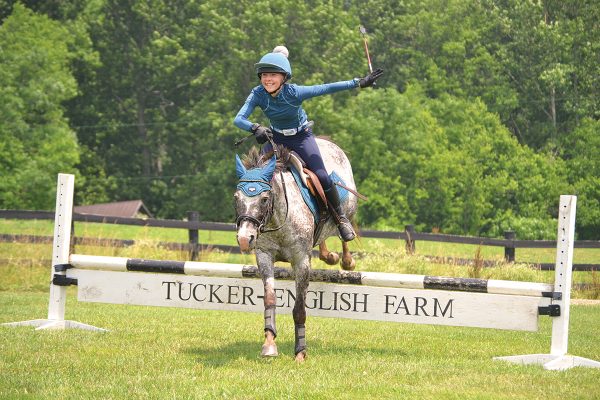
235, 154, 277, 197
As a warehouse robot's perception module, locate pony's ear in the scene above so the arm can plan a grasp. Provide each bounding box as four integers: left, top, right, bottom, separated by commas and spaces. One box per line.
261, 155, 277, 182
235, 154, 247, 179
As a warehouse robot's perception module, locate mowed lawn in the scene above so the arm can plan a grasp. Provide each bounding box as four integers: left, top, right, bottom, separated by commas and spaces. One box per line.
1, 219, 600, 398
2, 290, 600, 399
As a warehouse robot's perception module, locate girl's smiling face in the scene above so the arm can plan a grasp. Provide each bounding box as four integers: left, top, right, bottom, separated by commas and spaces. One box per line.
260, 72, 285, 96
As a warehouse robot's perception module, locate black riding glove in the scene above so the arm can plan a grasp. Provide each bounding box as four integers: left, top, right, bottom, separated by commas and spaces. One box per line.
359, 68, 384, 88
251, 124, 272, 144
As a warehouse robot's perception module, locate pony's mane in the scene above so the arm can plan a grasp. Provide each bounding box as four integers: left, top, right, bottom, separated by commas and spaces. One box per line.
241, 145, 290, 173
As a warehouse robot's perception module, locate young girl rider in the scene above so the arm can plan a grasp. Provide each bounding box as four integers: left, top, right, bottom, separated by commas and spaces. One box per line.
234, 46, 383, 242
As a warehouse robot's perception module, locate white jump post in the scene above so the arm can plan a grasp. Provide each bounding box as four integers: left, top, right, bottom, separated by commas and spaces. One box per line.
494, 195, 600, 370
2, 173, 105, 331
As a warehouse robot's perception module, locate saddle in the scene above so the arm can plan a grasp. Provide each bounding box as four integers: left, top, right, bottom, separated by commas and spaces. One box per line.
288, 153, 327, 209
287, 152, 365, 245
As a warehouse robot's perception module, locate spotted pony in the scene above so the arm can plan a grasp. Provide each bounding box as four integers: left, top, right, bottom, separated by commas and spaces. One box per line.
234, 138, 358, 361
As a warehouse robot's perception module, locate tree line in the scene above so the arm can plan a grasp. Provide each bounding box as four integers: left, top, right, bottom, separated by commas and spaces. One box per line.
0, 0, 598, 239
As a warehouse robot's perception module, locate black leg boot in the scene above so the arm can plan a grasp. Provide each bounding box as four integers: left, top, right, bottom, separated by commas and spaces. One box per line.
324, 186, 355, 242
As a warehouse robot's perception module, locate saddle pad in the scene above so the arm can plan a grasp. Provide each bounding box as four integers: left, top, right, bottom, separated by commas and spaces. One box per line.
289, 167, 319, 223
330, 171, 350, 203
289, 166, 349, 224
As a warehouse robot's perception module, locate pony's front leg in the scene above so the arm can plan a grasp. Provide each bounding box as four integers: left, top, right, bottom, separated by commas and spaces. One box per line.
256, 250, 278, 357
293, 255, 310, 362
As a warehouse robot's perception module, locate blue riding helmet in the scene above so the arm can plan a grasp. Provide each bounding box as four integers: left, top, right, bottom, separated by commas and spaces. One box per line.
255, 52, 292, 80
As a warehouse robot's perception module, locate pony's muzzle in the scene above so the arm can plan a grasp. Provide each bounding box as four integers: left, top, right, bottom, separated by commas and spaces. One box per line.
236, 221, 258, 253
237, 233, 255, 253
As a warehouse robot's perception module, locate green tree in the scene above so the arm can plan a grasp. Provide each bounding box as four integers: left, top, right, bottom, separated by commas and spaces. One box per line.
354, 0, 518, 121
484, 0, 600, 148
332, 86, 565, 238
353, 0, 598, 152
0, 4, 80, 209
68, 0, 365, 220
332, 86, 442, 230
9, 0, 595, 239
427, 94, 567, 238
559, 118, 600, 238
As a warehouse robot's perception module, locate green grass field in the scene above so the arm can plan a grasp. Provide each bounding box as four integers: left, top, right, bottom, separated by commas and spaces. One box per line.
2, 291, 600, 399
1, 219, 600, 399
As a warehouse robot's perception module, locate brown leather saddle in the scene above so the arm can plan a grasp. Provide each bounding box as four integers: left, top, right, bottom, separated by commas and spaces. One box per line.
288, 152, 366, 244
288, 152, 328, 217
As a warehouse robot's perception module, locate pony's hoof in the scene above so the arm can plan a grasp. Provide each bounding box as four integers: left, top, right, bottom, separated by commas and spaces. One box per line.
261, 344, 279, 357
322, 252, 339, 265
295, 350, 307, 363
341, 258, 355, 271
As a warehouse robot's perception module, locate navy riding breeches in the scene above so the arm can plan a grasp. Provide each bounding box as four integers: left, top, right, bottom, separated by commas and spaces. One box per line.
262, 128, 332, 191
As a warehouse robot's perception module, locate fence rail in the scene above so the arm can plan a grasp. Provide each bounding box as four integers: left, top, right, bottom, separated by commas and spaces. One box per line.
1, 209, 599, 270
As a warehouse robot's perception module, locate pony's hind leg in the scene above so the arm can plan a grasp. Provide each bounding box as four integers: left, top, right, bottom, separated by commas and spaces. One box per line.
293, 255, 310, 362
318, 241, 339, 265
256, 251, 278, 357
341, 241, 355, 271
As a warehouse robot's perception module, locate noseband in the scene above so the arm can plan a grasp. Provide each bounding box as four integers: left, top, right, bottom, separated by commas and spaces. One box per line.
236, 170, 289, 234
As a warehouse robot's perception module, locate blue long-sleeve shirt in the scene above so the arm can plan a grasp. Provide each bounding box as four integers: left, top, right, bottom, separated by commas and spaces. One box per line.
234, 79, 359, 132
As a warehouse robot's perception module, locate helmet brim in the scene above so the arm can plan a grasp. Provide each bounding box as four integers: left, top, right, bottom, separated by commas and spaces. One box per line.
255, 63, 285, 72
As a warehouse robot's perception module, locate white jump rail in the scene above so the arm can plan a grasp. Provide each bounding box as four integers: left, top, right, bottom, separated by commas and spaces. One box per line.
3, 174, 600, 371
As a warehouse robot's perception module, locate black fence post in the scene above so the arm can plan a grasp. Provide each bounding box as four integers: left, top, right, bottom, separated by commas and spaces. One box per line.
504, 230, 516, 263
405, 224, 416, 255
187, 211, 200, 261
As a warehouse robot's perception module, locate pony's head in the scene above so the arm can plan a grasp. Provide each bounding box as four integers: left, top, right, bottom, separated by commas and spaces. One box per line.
234, 149, 280, 252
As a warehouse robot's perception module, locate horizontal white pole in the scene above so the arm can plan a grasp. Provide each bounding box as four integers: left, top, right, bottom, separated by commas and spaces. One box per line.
361, 272, 427, 289
184, 262, 244, 278
70, 254, 128, 271
487, 279, 553, 297
67, 254, 553, 297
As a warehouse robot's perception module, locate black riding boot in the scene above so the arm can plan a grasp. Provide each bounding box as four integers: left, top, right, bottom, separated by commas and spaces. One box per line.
324, 186, 355, 242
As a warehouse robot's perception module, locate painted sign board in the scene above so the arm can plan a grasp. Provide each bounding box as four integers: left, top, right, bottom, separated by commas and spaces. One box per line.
70, 269, 548, 331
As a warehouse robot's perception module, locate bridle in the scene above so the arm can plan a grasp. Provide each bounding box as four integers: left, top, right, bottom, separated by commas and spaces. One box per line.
235, 170, 289, 234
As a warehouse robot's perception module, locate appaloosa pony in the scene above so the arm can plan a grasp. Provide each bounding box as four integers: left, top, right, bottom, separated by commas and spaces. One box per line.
234, 138, 358, 362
